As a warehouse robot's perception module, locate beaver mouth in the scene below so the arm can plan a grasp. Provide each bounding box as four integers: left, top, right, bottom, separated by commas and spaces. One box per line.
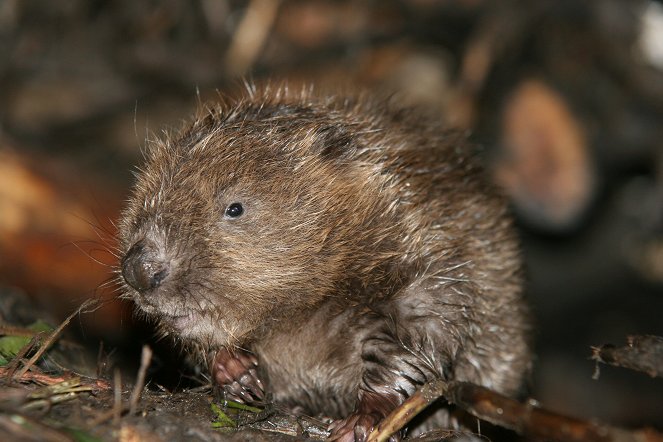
160, 312, 196, 331
136, 300, 229, 345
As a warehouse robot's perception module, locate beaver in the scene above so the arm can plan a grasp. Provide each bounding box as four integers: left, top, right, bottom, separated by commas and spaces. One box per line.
118, 86, 531, 441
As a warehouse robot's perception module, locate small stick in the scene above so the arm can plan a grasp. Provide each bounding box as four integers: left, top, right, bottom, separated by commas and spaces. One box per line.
27, 378, 86, 399
13, 299, 98, 380
86, 370, 128, 428
0, 367, 111, 390
128, 345, 152, 415
592, 335, 663, 378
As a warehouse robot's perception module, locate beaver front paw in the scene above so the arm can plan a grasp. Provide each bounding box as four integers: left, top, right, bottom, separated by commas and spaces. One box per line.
211, 348, 265, 404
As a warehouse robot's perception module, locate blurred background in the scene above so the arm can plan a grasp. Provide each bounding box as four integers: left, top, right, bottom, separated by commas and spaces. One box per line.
0, 0, 661, 430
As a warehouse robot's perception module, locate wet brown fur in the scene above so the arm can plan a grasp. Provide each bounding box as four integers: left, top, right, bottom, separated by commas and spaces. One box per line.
118, 85, 531, 435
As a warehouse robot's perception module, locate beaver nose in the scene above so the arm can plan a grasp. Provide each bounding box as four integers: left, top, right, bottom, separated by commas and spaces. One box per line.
121, 241, 170, 292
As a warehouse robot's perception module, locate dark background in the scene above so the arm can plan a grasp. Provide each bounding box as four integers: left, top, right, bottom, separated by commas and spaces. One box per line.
1, 0, 662, 430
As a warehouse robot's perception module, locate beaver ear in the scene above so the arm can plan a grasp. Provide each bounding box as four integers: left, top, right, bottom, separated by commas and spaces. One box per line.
311, 125, 356, 159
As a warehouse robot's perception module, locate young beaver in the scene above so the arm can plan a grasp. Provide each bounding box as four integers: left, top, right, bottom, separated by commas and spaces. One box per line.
118, 87, 531, 441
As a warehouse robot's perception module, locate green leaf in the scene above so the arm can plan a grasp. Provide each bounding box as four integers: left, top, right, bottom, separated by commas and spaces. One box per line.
223, 400, 263, 413
210, 402, 236, 428
0, 335, 31, 359
0, 320, 53, 362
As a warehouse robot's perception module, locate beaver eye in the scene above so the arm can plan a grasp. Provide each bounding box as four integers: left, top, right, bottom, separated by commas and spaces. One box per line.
224, 202, 244, 219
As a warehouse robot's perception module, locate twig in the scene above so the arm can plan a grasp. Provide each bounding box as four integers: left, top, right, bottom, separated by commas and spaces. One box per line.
0, 366, 111, 390
128, 345, 152, 415
87, 397, 129, 427
13, 299, 98, 380
23, 378, 93, 411
85, 370, 128, 428
592, 335, 663, 378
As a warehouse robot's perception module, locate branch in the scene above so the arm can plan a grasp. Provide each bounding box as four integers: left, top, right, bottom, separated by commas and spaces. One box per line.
447, 382, 662, 442
368, 380, 663, 442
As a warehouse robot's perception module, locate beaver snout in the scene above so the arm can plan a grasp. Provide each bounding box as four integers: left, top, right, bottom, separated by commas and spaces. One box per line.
121, 240, 170, 293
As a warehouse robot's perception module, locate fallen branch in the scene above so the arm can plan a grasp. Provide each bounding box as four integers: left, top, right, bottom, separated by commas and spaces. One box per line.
592, 335, 663, 378
368, 381, 663, 442
447, 382, 662, 442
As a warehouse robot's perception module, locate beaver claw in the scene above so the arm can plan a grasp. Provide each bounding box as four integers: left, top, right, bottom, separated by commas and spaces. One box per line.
211, 348, 265, 404
327, 412, 400, 442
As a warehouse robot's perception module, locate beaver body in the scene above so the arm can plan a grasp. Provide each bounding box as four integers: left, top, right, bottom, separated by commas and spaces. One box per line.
119, 88, 531, 440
